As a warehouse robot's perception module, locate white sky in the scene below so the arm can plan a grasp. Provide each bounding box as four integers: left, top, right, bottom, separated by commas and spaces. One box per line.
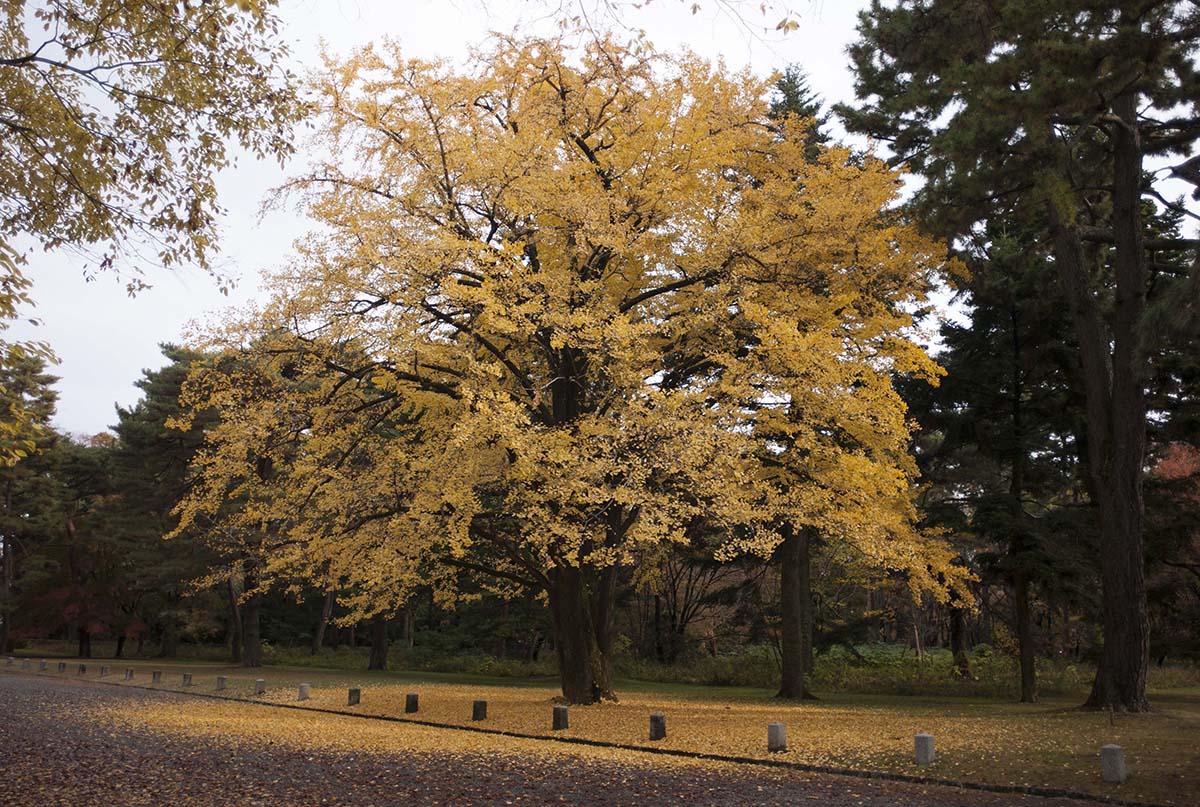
12, 0, 871, 436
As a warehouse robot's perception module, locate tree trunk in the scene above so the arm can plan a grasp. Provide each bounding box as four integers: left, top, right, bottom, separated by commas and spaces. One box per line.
548, 565, 614, 704
0, 479, 12, 654
241, 570, 262, 668
114, 634, 126, 659
1014, 571, 1037, 702
367, 614, 388, 670
1047, 90, 1150, 712
226, 577, 243, 664
78, 628, 91, 659
949, 601, 971, 678
776, 523, 815, 699
311, 589, 335, 655
159, 621, 179, 659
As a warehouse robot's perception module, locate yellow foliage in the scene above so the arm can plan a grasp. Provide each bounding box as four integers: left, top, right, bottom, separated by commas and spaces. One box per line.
174, 30, 966, 629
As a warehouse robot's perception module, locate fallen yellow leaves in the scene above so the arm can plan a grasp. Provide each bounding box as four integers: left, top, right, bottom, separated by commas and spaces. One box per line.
76, 667, 1200, 807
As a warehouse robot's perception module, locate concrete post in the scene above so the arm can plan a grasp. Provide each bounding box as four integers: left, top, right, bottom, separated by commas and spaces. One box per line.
124, 669, 133, 680
405, 693, 419, 713
151, 670, 162, 684
39, 660, 48, 671
21, 658, 29, 668
5, 656, 11, 664
649, 713, 667, 741
216, 676, 227, 691
100, 666, 109, 677
1100, 745, 1128, 784
78, 663, 86, 675
254, 678, 266, 695
768, 722, 787, 753
182, 673, 193, 686
347, 687, 360, 706
57, 662, 66, 673
552, 705, 569, 731
472, 700, 487, 721
298, 683, 311, 701
915, 733, 936, 765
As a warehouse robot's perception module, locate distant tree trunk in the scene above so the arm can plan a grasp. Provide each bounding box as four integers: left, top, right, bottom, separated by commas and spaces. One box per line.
159, 621, 179, 659
653, 594, 665, 662
114, 634, 126, 659
241, 569, 262, 668
401, 605, 414, 650
349, 623, 356, 648
367, 614, 388, 670
226, 577, 243, 664
0, 479, 12, 654
311, 589, 335, 655
949, 601, 971, 679
78, 628, 91, 659
777, 523, 815, 699
1008, 300, 1036, 703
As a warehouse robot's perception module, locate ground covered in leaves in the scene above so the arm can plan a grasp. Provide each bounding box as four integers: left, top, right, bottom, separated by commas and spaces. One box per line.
3, 662, 1196, 805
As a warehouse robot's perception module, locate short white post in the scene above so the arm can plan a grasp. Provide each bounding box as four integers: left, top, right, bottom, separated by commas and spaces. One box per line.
649, 713, 666, 741
182, 673, 193, 686
347, 687, 360, 706
151, 670, 162, 684
100, 666, 109, 677
552, 705, 569, 730
1100, 744, 1128, 784
298, 683, 311, 701
768, 722, 787, 753
915, 733, 935, 765
216, 676, 227, 691
254, 678, 266, 695
39, 660, 48, 671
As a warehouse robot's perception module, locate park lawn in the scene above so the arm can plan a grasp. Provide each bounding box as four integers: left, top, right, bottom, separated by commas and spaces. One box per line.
8, 655, 1198, 805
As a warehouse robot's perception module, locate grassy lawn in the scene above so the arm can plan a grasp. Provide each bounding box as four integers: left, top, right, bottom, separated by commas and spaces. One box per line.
7, 650, 1197, 806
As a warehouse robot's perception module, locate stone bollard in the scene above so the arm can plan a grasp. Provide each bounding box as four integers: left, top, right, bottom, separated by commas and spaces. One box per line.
768, 722, 787, 753
216, 676, 227, 691
124, 669, 133, 681
78, 664, 87, 675
405, 693, 419, 713
57, 662, 66, 673
915, 733, 936, 765
298, 683, 311, 701
254, 678, 266, 695
472, 699, 488, 721
21, 658, 30, 668
39, 660, 48, 671
1100, 744, 1128, 784
100, 666, 109, 677
182, 673, 193, 687
347, 687, 361, 706
152, 670, 162, 684
650, 713, 667, 741
5, 656, 11, 665
552, 705, 569, 731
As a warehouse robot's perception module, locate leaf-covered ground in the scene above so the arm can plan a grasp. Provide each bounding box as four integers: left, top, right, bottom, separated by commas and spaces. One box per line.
0, 673, 1132, 807
4, 660, 1196, 805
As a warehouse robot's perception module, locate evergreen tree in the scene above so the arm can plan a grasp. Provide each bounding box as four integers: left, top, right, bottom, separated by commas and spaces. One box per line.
840, 0, 1200, 712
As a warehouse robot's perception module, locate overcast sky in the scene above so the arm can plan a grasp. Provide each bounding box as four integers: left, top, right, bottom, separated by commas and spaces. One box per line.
12, 0, 870, 436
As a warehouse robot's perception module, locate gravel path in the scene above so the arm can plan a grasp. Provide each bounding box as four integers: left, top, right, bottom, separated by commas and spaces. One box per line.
0, 672, 1118, 807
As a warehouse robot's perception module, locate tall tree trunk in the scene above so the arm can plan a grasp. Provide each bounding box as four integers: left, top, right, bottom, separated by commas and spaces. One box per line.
777, 523, 815, 699
1008, 306, 1036, 703
548, 565, 614, 704
311, 589, 335, 655
159, 619, 179, 658
241, 569, 262, 668
0, 479, 12, 654
949, 601, 971, 678
367, 614, 388, 670
114, 634, 126, 659
226, 577, 243, 664
1013, 571, 1036, 702
1047, 90, 1150, 712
